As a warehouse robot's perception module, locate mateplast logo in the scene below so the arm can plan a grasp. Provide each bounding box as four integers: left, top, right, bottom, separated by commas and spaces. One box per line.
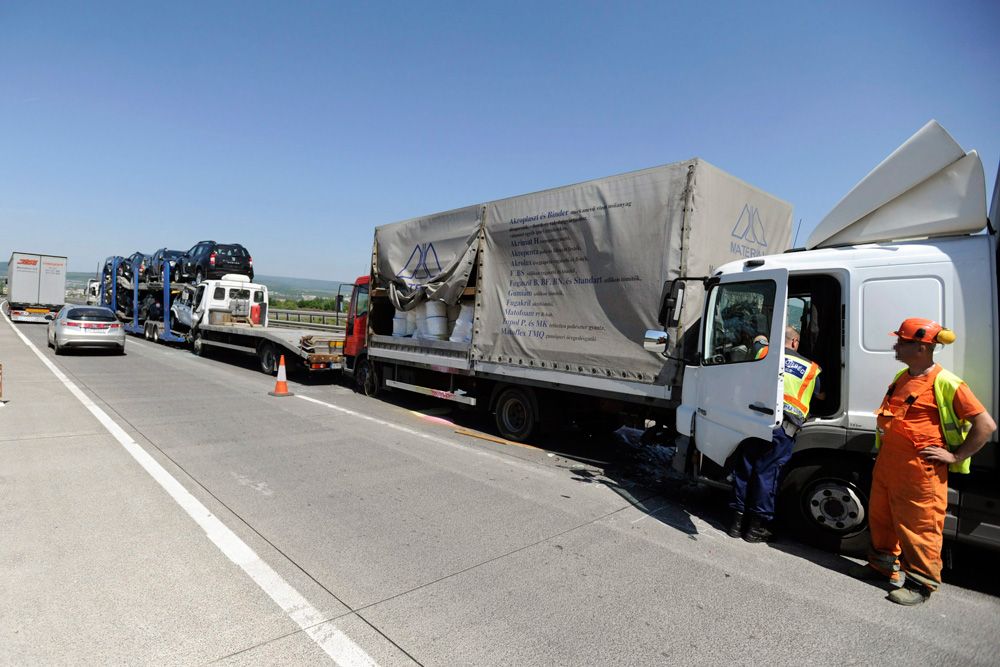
730, 204, 768, 257
398, 242, 441, 283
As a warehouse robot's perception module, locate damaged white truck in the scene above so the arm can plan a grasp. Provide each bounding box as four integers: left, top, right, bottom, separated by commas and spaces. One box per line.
674, 121, 999, 553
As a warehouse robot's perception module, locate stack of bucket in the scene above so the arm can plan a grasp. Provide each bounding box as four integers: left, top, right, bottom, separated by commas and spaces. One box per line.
392, 299, 473, 342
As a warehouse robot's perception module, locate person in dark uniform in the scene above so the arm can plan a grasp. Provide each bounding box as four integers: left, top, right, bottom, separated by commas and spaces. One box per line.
728, 326, 823, 542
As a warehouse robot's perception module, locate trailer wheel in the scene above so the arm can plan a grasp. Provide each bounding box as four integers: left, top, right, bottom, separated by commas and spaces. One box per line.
192, 333, 205, 356
258, 343, 278, 375
355, 358, 379, 397
494, 387, 538, 442
778, 456, 873, 555
151, 326, 159, 343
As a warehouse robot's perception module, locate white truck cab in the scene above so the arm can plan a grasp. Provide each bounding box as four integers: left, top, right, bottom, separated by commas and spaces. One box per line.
172, 274, 269, 330
85, 278, 100, 305
677, 121, 999, 553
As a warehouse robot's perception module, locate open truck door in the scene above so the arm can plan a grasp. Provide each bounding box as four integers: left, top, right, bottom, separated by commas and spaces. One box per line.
678, 267, 788, 466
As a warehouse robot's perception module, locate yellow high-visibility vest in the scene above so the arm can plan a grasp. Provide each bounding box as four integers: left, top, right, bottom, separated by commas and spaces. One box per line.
874, 367, 973, 474
783, 351, 820, 422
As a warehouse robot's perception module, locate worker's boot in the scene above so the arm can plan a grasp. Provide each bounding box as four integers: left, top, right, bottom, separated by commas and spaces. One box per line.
887, 583, 930, 606
743, 515, 773, 543
726, 510, 745, 538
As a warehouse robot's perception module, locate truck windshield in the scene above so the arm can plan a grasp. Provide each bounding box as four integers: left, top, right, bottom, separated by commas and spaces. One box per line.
703, 280, 776, 365
229, 289, 250, 300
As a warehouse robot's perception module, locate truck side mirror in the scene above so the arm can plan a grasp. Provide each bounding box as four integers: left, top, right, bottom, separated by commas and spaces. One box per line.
657, 280, 685, 328
643, 330, 669, 355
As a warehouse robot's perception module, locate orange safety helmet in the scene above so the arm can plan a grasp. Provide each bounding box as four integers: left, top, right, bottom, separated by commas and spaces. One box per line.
890, 317, 956, 344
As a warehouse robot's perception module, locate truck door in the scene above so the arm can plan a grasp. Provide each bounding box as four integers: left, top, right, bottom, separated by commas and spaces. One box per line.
344, 279, 369, 360
687, 268, 789, 466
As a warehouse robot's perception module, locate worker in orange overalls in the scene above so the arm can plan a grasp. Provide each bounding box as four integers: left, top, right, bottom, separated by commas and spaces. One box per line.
850, 318, 996, 605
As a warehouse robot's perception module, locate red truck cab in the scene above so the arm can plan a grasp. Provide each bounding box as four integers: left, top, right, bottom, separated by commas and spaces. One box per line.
344, 275, 375, 393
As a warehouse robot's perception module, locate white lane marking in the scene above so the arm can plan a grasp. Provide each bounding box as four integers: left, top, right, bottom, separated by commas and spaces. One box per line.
296, 394, 556, 477
2, 311, 377, 667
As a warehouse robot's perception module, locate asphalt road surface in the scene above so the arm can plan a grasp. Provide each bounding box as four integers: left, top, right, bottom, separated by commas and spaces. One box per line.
3, 313, 999, 665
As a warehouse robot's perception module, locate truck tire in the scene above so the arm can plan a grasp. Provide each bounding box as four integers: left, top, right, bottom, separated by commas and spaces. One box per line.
777, 456, 873, 555
355, 358, 379, 397
192, 333, 205, 356
258, 343, 278, 375
494, 386, 538, 442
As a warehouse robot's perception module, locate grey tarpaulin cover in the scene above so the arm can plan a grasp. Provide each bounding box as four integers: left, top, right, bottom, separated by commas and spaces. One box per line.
373, 205, 482, 310
374, 159, 793, 387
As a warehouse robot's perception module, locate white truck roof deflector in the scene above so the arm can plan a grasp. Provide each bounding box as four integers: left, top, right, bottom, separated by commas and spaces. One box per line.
806, 120, 987, 249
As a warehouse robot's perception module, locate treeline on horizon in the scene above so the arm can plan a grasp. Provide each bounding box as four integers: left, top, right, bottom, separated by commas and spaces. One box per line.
270, 297, 344, 311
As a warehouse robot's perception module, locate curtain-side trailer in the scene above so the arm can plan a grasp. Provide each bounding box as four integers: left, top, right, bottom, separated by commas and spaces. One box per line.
342, 158, 794, 440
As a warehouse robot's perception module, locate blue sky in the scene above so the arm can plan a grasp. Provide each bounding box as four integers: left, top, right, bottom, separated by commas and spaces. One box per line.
2, 1, 998, 280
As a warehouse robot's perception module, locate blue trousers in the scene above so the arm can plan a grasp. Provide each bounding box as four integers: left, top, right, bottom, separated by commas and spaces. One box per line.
729, 426, 795, 521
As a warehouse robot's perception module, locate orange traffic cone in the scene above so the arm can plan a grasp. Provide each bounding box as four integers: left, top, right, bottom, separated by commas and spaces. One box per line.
268, 355, 294, 397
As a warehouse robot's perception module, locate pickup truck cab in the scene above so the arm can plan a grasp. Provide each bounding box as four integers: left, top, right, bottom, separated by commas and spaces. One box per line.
171, 274, 268, 331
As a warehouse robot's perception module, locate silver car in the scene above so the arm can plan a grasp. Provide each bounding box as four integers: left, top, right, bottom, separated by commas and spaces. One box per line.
47, 305, 125, 355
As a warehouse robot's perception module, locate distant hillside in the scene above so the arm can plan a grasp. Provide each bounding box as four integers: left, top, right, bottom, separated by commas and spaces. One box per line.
1, 260, 351, 302
254, 274, 352, 300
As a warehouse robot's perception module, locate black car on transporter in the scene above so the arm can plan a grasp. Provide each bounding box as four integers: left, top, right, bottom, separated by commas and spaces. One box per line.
148, 247, 186, 282
177, 241, 254, 283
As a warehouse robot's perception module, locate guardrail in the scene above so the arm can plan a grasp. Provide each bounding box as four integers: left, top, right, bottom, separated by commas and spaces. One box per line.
268, 308, 346, 332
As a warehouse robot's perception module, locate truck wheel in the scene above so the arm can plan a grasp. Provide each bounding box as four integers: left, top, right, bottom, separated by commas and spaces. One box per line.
355, 358, 379, 397
258, 343, 278, 375
778, 457, 873, 555
192, 333, 204, 356
494, 387, 538, 442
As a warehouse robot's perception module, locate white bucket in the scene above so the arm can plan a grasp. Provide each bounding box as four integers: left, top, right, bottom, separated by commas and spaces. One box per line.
449, 320, 473, 343
425, 300, 446, 318
457, 303, 474, 324
426, 316, 448, 338
406, 310, 417, 335
392, 309, 408, 336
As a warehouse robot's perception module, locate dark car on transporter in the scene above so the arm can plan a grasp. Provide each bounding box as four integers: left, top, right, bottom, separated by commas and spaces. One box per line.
119, 251, 152, 282
148, 247, 186, 282
178, 241, 254, 283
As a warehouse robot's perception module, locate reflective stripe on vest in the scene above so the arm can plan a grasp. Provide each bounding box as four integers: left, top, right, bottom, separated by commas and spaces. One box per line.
874, 367, 973, 474
783, 352, 820, 422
